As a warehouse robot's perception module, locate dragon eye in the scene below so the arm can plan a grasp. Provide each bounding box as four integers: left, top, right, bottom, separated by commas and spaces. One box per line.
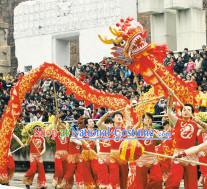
120, 40, 125, 46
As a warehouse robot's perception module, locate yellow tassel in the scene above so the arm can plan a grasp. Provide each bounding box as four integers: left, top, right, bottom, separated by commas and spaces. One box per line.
129, 140, 136, 161
88, 150, 97, 160
120, 141, 128, 161
81, 150, 89, 161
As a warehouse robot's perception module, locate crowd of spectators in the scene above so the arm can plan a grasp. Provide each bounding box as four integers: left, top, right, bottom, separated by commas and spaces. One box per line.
1, 45, 207, 124
163, 45, 207, 110
164, 45, 207, 91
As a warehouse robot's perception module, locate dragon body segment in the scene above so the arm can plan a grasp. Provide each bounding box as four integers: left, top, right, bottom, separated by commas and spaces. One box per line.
0, 63, 130, 183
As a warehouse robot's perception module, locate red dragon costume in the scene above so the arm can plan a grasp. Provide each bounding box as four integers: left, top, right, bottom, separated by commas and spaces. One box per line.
98, 17, 202, 105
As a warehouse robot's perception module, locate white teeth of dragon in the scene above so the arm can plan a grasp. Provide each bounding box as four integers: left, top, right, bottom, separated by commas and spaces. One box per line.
131, 43, 147, 53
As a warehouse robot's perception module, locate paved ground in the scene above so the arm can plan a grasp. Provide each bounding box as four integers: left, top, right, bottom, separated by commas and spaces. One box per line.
9, 172, 53, 189
6, 173, 77, 189
1, 172, 202, 189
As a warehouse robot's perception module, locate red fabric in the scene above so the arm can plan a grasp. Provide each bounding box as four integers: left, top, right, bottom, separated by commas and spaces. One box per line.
79, 161, 95, 186
119, 163, 128, 189
135, 164, 162, 189
91, 159, 98, 185
7, 155, 15, 172
197, 132, 207, 144
99, 142, 110, 153
55, 135, 69, 151
198, 131, 207, 188
165, 163, 197, 189
30, 136, 44, 154
125, 145, 131, 161
68, 140, 81, 154
155, 131, 174, 178
134, 144, 143, 160
95, 160, 109, 186
127, 162, 137, 189
200, 157, 207, 176
25, 158, 46, 187
75, 134, 96, 187
155, 146, 172, 181
204, 180, 207, 189
110, 127, 125, 150
109, 162, 128, 189
7, 155, 15, 179
109, 162, 120, 188
159, 160, 172, 177
61, 163, 76, 188
63, 163, 76, 182
64, 161, 95, 187
139, 138, 156, 153
54, 156, 67, 184
166, 62, 175, 73
60, 140, 82, 188
174, 118, 198, 149
156, 139, 174, 156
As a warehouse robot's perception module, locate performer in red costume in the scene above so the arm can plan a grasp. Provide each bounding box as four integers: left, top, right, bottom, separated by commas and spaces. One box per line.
174, 129, 207, 189
57, 126, 82, 188
23, 126, 47, 189
98, 110, 128, 189
52, 114, 69, 188
58, 116, 96, 189
79, 117, 97, 188
5, 134, 25, 186
197, 129, 207, 189
135, 113, 163, 189
72, 138, 95, 189
96, 115, 113, 188
165, 94, 200, 189
155, 121, 174, 183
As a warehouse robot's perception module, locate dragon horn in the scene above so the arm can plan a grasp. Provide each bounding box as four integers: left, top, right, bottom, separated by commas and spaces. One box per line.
109, 26, 122, 37
98, 34, 114, 44
113, 37, 123, 44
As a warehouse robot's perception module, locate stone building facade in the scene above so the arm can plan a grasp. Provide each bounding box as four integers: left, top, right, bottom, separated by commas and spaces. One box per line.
138, 0, 206, 51
0, 0, 27, 75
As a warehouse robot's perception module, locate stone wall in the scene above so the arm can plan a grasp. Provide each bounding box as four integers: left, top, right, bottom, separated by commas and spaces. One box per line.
70, 37, 79, 66
0, 0, 26, 75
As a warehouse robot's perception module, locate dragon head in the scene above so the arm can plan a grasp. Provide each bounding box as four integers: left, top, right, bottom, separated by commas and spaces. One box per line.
98, 17, 149, 65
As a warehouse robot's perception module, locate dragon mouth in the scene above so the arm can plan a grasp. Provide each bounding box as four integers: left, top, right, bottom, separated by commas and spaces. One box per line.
127, 33, 148, 57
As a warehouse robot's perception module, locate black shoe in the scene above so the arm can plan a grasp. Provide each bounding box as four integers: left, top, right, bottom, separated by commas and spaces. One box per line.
2, 183, 9, 185
26, 185, 30, 189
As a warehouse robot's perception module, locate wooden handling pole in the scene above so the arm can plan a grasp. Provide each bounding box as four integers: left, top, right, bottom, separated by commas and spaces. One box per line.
144, 151, 207, 167
115, 95, 164, 113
